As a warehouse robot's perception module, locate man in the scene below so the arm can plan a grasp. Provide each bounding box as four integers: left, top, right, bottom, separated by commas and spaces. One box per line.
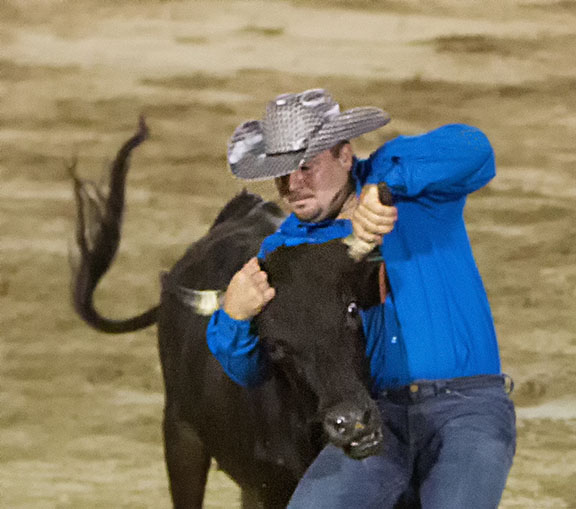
207, 88, 516, 508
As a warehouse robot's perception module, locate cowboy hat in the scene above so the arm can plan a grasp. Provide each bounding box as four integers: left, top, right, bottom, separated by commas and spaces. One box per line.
227, 89, 390, 181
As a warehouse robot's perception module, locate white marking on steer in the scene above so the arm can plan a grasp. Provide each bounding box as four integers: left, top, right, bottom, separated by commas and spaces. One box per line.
171, 285, 223, 316
190, 290, 222, 316
341, 234, 376, 262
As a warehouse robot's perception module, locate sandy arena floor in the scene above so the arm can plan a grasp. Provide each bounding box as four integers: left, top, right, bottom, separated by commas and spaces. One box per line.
1, 0, 575, 507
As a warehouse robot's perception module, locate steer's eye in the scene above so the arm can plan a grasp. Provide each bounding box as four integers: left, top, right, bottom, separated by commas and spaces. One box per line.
347, 301, 359, 316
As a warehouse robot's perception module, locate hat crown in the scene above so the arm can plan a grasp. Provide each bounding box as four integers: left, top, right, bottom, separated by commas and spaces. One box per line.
262, 89, 340, 155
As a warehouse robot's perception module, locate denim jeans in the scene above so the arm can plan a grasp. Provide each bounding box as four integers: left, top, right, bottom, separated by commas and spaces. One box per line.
287, 375, 516, 509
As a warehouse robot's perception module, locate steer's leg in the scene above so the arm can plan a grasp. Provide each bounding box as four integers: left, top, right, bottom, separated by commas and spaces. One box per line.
163, 415, 211, 509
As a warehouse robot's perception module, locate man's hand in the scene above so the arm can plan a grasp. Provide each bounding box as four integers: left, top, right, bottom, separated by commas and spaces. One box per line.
352, 184, 398, 245
223, 257, 275, 321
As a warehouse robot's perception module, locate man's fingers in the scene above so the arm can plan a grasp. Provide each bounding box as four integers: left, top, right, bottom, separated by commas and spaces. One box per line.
245, 285, 275, 316
355, 206, 397, 228
250, 269, 273, 294
251, 270, 269, 284
262, 287, 276, 303
354, 211, 394, 237
224, 258, 275, 320
247, 269, 274, 299
352, 190, 398, 245
242, 257, 260, 274
361, 185, 385, 209
353, 226, 382, 244
361, 185, 396, 214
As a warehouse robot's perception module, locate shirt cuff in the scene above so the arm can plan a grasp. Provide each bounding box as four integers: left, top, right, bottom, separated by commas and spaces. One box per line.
207, 308, 258, 355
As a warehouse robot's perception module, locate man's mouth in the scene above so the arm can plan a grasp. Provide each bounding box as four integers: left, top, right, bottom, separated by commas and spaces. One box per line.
288, 195, 314, 204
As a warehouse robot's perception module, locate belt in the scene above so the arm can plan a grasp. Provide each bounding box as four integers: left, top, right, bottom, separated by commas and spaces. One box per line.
380, 374, 512, 404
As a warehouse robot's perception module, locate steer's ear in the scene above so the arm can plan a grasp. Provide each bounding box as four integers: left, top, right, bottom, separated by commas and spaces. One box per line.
352, 260, 383, 309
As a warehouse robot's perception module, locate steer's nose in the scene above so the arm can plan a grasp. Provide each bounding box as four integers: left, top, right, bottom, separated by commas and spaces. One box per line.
324, 404, 381, 449
324, 404, 383, 459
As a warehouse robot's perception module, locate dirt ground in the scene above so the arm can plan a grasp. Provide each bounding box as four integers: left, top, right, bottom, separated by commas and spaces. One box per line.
1, 0, 575, 507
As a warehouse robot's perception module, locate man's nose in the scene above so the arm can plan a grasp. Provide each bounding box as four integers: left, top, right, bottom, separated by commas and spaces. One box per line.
287, 169, 305, 190
276, 169, 305, 195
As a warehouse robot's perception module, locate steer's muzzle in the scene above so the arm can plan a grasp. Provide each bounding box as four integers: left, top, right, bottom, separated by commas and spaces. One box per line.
324, 402, 383, 460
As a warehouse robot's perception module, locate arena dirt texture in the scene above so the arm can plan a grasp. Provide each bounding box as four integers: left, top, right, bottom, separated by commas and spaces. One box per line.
1, 0, 575, 507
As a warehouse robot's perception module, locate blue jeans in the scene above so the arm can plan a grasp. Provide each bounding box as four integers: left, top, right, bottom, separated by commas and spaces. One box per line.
288, 375, 516, 509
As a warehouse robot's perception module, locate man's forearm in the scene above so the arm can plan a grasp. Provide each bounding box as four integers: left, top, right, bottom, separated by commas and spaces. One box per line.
206, 308, 268, 387
365, 124, 496, 199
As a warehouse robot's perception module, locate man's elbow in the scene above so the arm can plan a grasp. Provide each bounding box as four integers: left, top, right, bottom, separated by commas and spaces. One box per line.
456, 125, 495, 171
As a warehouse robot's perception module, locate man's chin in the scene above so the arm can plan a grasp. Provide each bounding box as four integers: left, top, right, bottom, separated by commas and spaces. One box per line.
290, 201, 316, 221
293, 209, 325, 222
288, 199, 332, 222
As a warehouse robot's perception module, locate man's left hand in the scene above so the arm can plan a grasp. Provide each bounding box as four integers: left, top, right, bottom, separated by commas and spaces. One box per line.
352, 184, 398, 245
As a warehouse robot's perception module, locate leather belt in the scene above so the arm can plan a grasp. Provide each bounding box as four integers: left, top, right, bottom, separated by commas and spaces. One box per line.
380, 374, 510, 404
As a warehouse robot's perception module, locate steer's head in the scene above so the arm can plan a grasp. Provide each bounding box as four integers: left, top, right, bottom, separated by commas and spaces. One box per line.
256, 239, 383, 459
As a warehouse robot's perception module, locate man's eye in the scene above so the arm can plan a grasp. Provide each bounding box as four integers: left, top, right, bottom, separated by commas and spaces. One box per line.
347, 302, 358, 316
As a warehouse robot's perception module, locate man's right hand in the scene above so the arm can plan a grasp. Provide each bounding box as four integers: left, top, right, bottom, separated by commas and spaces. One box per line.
223, 257, 276, 321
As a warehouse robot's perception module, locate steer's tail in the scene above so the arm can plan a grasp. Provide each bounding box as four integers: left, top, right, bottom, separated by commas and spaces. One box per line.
68, 117, 158, 333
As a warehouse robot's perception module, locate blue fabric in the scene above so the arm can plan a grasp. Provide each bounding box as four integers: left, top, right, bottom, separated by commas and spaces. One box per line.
258, 216, 353, 259
287, 380, 516, 508
206, 309, 268, 387
206, 123, 501, 390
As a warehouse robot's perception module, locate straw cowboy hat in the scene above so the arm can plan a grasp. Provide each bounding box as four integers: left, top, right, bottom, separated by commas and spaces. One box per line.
227, 88, 390, 181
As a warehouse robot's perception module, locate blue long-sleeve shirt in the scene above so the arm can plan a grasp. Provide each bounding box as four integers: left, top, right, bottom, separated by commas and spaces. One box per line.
207, 124, 501, 391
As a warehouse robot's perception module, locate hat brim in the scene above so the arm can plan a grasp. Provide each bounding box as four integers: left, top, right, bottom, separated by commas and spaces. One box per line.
230, 149, 304, 181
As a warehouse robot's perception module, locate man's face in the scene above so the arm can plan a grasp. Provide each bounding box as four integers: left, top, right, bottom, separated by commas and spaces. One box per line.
275, 144, 353, 222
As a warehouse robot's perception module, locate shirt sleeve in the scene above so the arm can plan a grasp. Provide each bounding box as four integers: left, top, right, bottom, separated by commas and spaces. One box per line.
206, 308, 268, 387
363, 124, 495, 200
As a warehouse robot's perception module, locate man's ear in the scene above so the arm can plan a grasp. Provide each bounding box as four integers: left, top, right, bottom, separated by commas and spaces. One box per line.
339, 142, 354, 171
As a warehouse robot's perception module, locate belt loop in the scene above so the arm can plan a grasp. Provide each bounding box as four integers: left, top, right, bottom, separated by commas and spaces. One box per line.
503, 373, 515, 395
434, 379, 448, 395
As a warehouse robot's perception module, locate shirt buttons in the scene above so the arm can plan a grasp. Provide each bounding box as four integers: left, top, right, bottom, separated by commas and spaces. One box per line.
391, 336, 398, 344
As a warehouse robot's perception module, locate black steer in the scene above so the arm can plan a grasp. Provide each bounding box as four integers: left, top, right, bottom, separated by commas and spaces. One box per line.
69, 119, 383, 508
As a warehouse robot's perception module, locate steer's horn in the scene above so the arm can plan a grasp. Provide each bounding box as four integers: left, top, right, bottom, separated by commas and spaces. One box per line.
162, 274, 223, 316
343, 182, 393, 262
180, 288, 222, 316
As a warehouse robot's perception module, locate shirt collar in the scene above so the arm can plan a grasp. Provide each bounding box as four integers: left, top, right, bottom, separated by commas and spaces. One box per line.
279, 213, 353, 239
